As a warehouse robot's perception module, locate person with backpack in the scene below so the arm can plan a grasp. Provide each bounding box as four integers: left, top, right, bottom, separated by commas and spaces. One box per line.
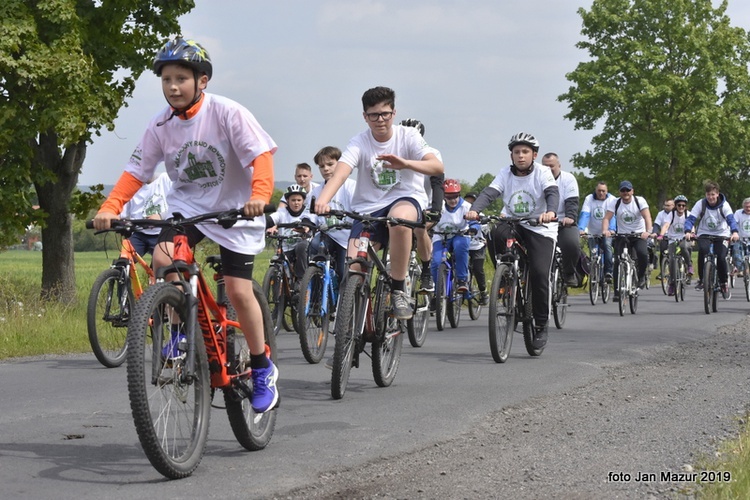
658, 195, 693, 293
578, 181, 616, 282
684, 180, 739, 293
602, 181, 653, 302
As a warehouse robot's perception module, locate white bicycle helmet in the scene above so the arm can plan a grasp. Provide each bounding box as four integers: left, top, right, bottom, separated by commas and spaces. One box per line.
400, 118, 425, 136
284, 184, 307, 200
674, 194, 688, 203
508, 132, 540, 152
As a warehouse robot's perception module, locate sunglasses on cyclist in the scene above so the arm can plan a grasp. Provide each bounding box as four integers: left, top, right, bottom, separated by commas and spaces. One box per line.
444, 195, 460, 201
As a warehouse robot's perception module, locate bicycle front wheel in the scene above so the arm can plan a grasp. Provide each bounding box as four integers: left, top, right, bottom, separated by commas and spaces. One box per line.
87, 268, 132, 368
660, 258, 670, 295
407, 267, 429, 347
224, 281, 278, 451
617, 263, 627, 317
435, 264, 448, 331
704, 260, 714, 314
551, 262, 567, 329
297, 266, 329, 364
331, 275, 365, 400
488, 263, 515, 363
744, 272, 750, 302
126, 283, 211, 479
467, 272, 482, 320
372, 280, 403, 387
447, 274, 462, 329
262, 266, 285, 335
588, 257, 600, 306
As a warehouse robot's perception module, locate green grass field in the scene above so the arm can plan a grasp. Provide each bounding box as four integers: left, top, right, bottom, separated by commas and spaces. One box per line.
0, 247, 272, 359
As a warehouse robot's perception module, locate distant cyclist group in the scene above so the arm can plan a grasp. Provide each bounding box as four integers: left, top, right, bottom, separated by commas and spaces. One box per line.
88, 37, 750, 478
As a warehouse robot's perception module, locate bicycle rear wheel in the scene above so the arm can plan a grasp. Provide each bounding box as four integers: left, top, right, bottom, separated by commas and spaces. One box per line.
745, 273, 750, 302
467, 271, 482, 320
617, 263, 627, 317
629, 269, 638, 315
126, 283, 210, 479
435, 264, 448, 331
703, 260, 714, 314
588, 257, 600, 306
331, 275, 365, 400
447, 274, 462, 329
660, 258, 670, 295
488, 263, 515, 363
87, 268, 132, 368
262, 266, 285, 335
224, 281, 278, 450
552, 261, 567, 329
407, 264, 429, 347
297, 266, 329, 363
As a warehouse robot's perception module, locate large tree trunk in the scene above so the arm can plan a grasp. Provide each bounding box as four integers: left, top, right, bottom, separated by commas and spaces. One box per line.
33, 134, 87, 304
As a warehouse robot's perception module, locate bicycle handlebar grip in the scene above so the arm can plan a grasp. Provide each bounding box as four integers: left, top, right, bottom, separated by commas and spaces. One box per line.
309, 196, 316, 214
85, 220, 94, 229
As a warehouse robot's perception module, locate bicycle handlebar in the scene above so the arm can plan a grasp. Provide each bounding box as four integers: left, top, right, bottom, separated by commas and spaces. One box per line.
309, 196, 424, 230
86, 205, 277, 233
479, 215, 554, 227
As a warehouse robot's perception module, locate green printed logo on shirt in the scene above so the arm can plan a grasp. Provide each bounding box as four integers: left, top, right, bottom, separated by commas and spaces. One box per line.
370, 159, 400, 192
174, 141, 227, 189
509, 191, 537, 216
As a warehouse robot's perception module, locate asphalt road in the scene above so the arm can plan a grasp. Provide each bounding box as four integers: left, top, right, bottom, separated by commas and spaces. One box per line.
1, 282, 747, 499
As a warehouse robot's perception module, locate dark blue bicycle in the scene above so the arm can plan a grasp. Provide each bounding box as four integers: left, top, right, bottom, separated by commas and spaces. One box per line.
432, 229, 474, 331
297, 221, 351, 364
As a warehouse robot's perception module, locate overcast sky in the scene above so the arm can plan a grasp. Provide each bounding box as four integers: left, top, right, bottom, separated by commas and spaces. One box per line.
79, 0, 750, 188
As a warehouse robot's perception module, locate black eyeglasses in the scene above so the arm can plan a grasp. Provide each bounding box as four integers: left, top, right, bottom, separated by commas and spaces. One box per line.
365, 111, 394, 122
444, 195, 459, 200
620, 188, 632, 193
676, 203, 686, 207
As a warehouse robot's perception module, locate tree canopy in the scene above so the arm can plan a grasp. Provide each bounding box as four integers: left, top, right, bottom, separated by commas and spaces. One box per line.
559, 0, 750, 206
0, 0, 194, 301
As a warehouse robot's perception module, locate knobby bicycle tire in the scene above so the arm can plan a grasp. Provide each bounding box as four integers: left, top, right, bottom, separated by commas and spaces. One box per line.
745, 269, 750, 302
488, 263, 515, 363
87, 268, 132, 368
126, 283, 211, 479
407, 264, 429, 347
224, 281, 278, 451
447, 271, 462, 329
521, 283, 543, 357
660, 258, 670, 296
372, 277, 403, 387
331, 275, 364, 400
704, 259, 714, 315
629, 266, 638, 315
589, 256, 600, 306
617, 262, 627, 317
468, 271, 482, 321
297, 266, 329, 363
435, 263, 448, 331
262, 266, 285, 336
552, 260, 568, 329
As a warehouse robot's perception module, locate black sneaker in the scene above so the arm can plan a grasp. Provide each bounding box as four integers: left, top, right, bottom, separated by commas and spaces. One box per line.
604, 273, 613, 283
613, 293, 620, 303
479, 291, 489, 306
456, 280, 469, 293
532, 323, 548, 349
638, 276, 646, 289
564, 274, 579, 287
695, 280, 704, 291
419, 273, 435, 293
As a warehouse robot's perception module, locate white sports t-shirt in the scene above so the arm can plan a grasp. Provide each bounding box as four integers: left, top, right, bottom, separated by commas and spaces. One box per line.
488, 163, 559, 239
734, 210, 750, 239
269, 207, 314, 252
432, 199, 473, 243
121, 172, 173, 235
664, 211, 687, 241
604, 196, 649, 234
554, 170, 579, 216
124, 93, 277, 255
688, 199, 733, 237
580, 193, 612, 235
340, 125, 435, 213
654, 210, 671, 229
310, 179, 356, 249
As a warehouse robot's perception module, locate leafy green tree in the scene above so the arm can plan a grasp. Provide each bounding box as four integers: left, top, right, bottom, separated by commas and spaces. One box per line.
470, 173, 503, 214
1, 0, 194, 302
559, 0, 750, 208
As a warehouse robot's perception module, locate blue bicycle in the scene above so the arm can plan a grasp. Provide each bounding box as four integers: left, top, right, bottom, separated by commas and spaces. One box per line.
297, 221, 351, 364
432, 229, 472, 331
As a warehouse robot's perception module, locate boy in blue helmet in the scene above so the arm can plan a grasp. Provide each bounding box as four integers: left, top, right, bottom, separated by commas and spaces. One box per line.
93, 38, 279, 414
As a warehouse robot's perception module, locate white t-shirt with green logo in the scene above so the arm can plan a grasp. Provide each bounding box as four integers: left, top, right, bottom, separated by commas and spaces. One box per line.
124, 93, 278, 255
340, 125, 435, 213
688, 199, 733, 237
488, 163, 559, 239
733, 210, 750, 239
664, 211, 687, 240
310, 179, 356, 249
580, 193, 611, 235
604, 196, 649, 234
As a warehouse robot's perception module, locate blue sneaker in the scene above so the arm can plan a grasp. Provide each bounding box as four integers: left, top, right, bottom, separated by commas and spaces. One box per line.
161, 330, 186, 360
251, 360, 279, 413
